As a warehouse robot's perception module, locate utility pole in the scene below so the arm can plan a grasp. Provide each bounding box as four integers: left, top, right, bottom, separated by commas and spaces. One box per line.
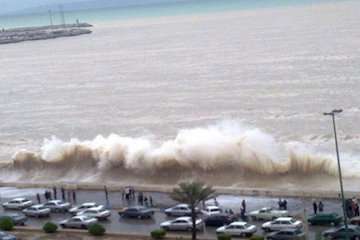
323, 109, 349, 240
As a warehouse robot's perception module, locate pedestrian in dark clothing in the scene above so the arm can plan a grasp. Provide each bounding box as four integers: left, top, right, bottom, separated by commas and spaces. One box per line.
149, 196, 153, 207
356, 204, 360, 216
283, 199, 287, 210
61, 187, 65, 201
240, 207, 246, 220
36, 193, 41, 204
319, 201, 324, 212
241, 200, 246, 213
72, 190, 76, 203
278, 198, 283, 210
104, 186, 109, 202
144, 196, 148, 206
53, 187, 57, 199
313, 201, 318, 214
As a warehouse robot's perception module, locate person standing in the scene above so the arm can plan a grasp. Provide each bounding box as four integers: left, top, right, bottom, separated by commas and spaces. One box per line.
313, 201, 318, 214
61, 187, 65, 201
72, 190, 77, 203
104, 185, 109, 203
36, 193, 41, 204
53, 187, 57, 200
318, 201, 324, 212
241, 200, 246, 213
283, 199, 288, 210
149, 196, 153, 207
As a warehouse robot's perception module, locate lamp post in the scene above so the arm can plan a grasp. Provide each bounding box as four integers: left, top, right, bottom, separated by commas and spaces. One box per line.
323, 109, 348, 239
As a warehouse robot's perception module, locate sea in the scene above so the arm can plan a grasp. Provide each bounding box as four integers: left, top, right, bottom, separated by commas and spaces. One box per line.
0, 0, 359, 191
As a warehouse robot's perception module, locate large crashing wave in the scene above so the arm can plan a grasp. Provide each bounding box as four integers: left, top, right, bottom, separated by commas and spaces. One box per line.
8, 120, 358, 183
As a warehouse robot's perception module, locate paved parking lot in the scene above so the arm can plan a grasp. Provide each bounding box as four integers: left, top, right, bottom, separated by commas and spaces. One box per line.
0, 187, 345, 239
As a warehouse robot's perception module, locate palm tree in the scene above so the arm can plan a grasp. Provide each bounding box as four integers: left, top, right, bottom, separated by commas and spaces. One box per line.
170, 181, 215, 240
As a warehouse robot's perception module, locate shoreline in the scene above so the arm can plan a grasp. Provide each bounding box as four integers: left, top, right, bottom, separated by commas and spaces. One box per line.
0, 181, 352, 200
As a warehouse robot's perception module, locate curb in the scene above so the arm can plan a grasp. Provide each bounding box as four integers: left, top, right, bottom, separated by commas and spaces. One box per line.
13, 226, 214, 240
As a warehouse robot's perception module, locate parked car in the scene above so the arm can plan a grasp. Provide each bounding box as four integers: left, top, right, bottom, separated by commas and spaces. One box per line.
202, 205, 222, 216
160, 216, 203, 231
0, 231, 16, 240
266, 229, 306, 240
78, 206, 111, 220
119, 206, 154, 219
308, 213, 342, 226
2, 198, 32, 210
43, 200, 71, 213
0, 213, 27, 226
22, 204, 51, 218
164, 204, 199, 217
350, 217, 360, 226
204, 213, 238, 227
249, 207, 289, 221
216, 221, 257, 237
262, 217, 303, 232
60, 215, 98, 229
322, 225, 360, 240
69, 202, 103, 215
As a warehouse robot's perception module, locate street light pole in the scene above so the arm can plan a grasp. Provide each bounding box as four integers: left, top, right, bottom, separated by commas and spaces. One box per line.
324, 109, 348, 239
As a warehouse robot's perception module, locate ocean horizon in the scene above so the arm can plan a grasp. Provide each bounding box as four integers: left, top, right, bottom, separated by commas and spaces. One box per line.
0, 0, 350, 29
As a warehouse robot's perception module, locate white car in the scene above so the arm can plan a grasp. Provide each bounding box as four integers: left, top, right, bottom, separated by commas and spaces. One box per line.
262, 217, 303, 232
161, 216, 204, 231
23, 204, 50, 218
77, 206, 111, 220
43, 200, 71, 212
249, 207, 289, 221
2, 198, 33, 210
202, 205, 222, 216
216, 221, 257, 237
60, 215, 98, 229
164, 204, 199, 217
69, 202, 104, 215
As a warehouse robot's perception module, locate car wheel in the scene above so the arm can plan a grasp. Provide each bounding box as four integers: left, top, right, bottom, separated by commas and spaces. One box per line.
264, 228, 271, 232
81, 224, 86, 229
60, 224, 66, 228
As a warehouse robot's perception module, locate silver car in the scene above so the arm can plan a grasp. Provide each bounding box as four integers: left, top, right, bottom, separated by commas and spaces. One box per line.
43, 200, 71, 213
216, 221, 257, 237
2, 198, 32, 210
160, 216, 204, 231
262, 217, 303, 232
22, 204, 50, 218
77, 206, 111, 220
69, 202, 103, 215
164, 204, 200, 217
60, 215, 98, 229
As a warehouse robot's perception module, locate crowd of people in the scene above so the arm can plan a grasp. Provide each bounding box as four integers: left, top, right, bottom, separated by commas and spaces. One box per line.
34, 185, 155, 208
36, 187, 77, 204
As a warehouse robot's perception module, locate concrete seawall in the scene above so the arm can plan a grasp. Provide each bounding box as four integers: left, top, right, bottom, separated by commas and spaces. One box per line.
0, 23, 92, 44
0, 181, 355, 200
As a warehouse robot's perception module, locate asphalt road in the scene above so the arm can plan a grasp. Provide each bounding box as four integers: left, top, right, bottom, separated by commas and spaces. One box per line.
0, 187, 347, 239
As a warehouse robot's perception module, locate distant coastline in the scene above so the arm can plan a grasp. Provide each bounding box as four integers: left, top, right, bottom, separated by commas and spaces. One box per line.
0, 23, 92, 44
